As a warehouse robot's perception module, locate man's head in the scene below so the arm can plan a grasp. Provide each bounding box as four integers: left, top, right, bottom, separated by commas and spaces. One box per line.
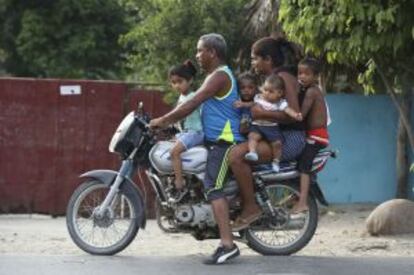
196, 33, 227, 72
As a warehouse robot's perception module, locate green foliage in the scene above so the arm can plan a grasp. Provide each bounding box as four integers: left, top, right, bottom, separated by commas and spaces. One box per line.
357, 59, 377, 95
0, 0, 129, 79
279, 0, 414, 92
121, 0, 249, 86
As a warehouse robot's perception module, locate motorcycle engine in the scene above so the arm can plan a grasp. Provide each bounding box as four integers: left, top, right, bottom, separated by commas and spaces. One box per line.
174, 203, 215, 228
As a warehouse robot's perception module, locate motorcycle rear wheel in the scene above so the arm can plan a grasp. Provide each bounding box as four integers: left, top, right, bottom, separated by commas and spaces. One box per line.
66, 180, 140, 255
245, 182, 318, 255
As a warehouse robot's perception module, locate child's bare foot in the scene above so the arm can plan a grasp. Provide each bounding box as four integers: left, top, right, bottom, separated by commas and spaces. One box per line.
175, 179, 185, 190
291, 203, 309, 214
169, 179, 187, 203
169, 187, 188, 203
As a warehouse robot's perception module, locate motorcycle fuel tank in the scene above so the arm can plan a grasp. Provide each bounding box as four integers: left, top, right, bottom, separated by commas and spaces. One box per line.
148, 141, 207, 175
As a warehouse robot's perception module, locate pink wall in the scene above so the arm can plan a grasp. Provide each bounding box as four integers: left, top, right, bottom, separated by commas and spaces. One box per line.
0, 78, 171, 216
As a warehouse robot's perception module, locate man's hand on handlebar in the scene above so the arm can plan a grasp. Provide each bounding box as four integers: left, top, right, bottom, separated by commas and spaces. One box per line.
149, 117, 169, 130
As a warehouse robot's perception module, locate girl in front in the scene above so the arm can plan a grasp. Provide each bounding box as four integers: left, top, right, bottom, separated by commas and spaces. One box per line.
169, 60, 204, 200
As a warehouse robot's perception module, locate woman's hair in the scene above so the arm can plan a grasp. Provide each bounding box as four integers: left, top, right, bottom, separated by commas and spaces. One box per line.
237, 71, 258, 87
252, 37, 300, 75
299, 57, 321, 75
264, 74, 286, 95
252, 37, 285, 67
168, 59, 197, 81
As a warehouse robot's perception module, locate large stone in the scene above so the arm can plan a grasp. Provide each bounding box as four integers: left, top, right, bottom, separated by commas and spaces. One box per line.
366, 199, 414, 236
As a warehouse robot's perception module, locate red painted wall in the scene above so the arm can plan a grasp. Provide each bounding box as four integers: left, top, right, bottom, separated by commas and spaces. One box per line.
0, 78, 171, 216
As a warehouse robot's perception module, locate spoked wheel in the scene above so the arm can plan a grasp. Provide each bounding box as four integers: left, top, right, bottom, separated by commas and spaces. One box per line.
66, 180, 140, 255
245, 182, 318, 255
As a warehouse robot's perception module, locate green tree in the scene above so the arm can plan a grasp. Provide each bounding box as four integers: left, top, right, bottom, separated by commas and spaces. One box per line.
279, 0, 414, 197
0, 0, 129, 79
121, 0, 251, 87
242, 0, 365, 94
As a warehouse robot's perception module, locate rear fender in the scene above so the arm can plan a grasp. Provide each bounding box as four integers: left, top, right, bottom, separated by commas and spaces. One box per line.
79, 170, 147, 228
310, 183, 329, 206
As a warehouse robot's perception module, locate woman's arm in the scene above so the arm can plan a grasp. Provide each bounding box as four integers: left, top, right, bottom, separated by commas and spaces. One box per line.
251, 71, 300, 124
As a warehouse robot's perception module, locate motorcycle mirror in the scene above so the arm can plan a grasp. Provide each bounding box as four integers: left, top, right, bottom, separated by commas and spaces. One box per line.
136, 101, 144, 115
137, 101, 143, 111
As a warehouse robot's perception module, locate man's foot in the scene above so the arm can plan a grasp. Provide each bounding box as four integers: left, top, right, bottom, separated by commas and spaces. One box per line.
231, 210, 263, 231
245, 151, 258, 162
203, 244, 240, 265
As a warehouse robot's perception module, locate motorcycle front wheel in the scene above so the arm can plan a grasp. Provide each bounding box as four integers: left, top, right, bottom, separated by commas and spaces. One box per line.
245, 182, 318, 255
66, 180, 140, 255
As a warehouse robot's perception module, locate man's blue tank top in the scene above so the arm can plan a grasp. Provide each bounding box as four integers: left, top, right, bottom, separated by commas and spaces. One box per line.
201, 65, 244, 143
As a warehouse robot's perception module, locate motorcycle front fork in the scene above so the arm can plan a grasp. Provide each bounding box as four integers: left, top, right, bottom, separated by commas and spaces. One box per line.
95, 159, 134, 217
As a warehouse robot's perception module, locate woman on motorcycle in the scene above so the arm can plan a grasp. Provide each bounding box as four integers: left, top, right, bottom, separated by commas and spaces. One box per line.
229, 37, 306, 231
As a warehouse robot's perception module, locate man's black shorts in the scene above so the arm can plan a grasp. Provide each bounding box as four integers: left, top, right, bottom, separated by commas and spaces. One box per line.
297, 142, 326, 174
203, 141, 235, 201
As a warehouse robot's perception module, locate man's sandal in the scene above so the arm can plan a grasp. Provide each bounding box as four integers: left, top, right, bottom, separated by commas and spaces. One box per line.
231, 211, 263, 232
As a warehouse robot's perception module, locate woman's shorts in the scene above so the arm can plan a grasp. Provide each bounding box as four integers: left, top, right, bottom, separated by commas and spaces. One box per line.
176, 131, 204, 150
281, 130, 306, 161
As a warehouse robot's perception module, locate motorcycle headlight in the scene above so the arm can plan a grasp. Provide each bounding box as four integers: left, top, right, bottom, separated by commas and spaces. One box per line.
109, 112, 143, 157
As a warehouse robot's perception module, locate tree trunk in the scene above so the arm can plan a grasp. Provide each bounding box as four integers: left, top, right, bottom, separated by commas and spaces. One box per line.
374, 60, 414, 152
396, 92, 411, 198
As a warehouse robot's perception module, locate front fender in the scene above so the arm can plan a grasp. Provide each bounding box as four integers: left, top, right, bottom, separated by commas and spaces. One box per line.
80, 169, 118, 185
80, 169, 147, 228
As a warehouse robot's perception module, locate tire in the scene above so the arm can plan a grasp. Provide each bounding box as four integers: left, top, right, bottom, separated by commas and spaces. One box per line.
245, 182, 318, 255
66, 180, 141, 255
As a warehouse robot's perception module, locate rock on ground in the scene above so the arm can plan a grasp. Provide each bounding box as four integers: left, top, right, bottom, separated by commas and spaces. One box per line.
366, 199, 414, 236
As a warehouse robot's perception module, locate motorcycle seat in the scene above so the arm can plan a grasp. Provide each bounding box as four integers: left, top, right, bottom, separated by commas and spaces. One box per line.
251, 150, 334, 174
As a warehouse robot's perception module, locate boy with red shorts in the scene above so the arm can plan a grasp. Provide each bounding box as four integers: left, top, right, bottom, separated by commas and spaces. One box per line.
292, 57, 329, 215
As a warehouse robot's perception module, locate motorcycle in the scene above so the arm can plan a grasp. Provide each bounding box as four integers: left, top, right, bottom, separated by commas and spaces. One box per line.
66, 103, 335, 256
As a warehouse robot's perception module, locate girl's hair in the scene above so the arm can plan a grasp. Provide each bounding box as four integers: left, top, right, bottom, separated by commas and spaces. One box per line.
237, 71, 258, 87
264, 74, 285, 95
168, 59, 197, 80
299, 57, 321, 75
